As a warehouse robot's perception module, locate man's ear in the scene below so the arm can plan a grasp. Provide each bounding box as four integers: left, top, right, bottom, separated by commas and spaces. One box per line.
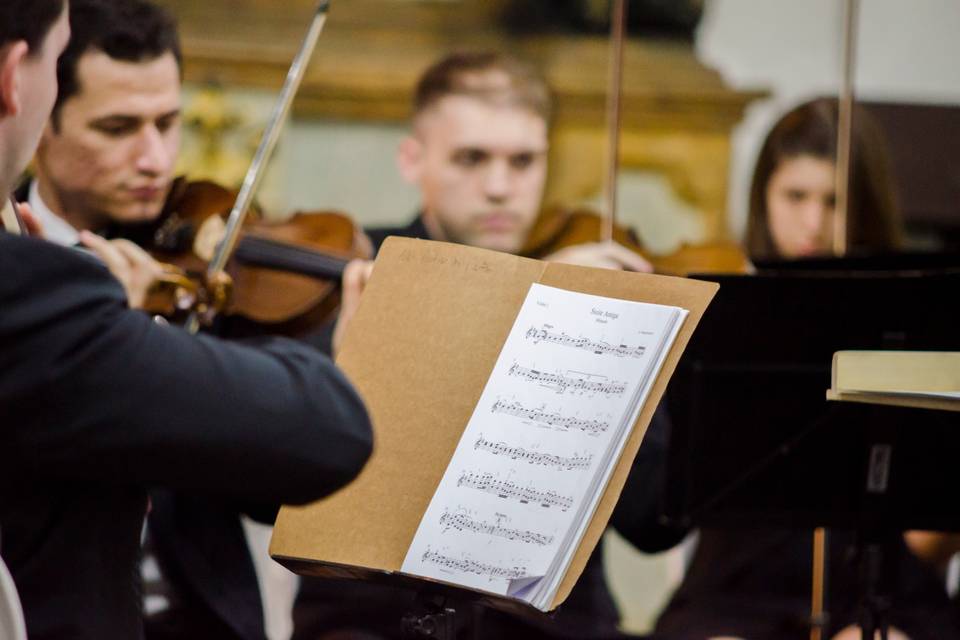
0, 42, 29, 118
396, 135, 423, 186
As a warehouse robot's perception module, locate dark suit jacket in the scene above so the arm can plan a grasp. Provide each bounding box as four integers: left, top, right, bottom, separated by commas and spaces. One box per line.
13, 178, 304, 640
0, 233, 373, 640
143, 493, 272, 640
293, 216, 683, 639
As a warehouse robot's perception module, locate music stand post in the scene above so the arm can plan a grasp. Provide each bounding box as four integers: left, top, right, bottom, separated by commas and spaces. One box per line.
850, 403, 894, 640
855, 541, 890, 640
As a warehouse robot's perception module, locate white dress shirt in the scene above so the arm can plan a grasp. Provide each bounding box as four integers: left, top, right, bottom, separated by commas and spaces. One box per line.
28, 180, 80, 247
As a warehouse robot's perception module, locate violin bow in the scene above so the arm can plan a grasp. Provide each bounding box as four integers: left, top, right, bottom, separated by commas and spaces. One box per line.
812, 7, 860, 636
601, 0, 628, 245
185, 0, 332, 334
833, 0, 859, 257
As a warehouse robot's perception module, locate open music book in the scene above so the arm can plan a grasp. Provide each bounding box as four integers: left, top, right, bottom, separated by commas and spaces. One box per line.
401, 283, 686, 609
270, 237, 717, 613
827, 350, 960, 412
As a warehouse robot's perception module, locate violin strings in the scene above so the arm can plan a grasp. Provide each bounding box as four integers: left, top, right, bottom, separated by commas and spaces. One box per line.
235, 235, 348, 280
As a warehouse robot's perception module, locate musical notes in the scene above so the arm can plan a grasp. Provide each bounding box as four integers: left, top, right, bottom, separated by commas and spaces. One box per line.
474, 435, 592, 471
440, 509, 555, 546
457, 470, 574, 511
508, 362, 627, 397
402, 283, 688, 606
525, 326, 645, 359
421, 549, 528, 581
491, 399, 610, 434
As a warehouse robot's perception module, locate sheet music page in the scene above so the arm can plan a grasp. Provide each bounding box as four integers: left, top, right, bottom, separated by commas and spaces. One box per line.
401, 283, 684, 598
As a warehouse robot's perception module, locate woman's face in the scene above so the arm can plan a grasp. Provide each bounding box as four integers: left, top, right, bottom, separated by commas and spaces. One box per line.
765, 154, 836, 258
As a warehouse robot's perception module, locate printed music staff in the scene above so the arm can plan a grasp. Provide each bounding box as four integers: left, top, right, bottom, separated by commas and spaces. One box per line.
402, 284, 687, 604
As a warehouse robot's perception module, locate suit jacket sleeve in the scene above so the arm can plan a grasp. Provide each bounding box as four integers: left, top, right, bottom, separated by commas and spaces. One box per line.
607, 403, 688, 552
0, 235, 373, 506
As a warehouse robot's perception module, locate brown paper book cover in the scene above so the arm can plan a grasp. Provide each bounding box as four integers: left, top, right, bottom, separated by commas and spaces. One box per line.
270, 237, 718, 612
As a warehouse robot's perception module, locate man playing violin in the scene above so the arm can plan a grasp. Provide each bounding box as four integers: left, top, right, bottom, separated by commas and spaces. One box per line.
293, 51, 680, 640
19, 0, 180, 307
10, 0, 378, 639
0, 0, 375, 639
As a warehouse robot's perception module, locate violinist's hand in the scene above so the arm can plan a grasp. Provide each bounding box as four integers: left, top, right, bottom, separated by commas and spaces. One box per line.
79, 231, 165, 310
905, 530, 960, 575
333, 259, 375, 357
353, 228, 374, 259
544, 241, 653, 273
15, 202, 45, 237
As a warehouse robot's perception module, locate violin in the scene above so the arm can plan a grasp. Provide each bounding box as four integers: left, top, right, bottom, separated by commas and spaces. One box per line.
522, 205, 751, 276
135, 178, 366, 335
130, 1, 357, 335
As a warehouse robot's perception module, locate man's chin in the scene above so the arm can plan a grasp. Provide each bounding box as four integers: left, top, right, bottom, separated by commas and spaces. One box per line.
469, 233, 525, 255
110, 202, 166, 225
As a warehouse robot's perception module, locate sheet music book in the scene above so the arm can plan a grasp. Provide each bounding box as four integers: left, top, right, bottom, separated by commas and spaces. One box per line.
827, 350, 960, 412
401, 283, 686, 609
270, 237, 717, 613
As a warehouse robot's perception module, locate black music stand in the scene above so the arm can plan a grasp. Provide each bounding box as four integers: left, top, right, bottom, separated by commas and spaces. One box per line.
276, 558, 559, 640
663, 264, 960, 638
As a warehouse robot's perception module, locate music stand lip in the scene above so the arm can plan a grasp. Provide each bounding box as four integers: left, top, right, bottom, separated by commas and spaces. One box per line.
271, 554, 556, 622
751, 250, 960, 275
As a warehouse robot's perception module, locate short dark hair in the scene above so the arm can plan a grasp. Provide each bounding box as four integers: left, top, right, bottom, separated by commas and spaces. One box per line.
414, 51, 552, 124
746, 97, 903, 259
0, 0, 65, 56
53, 0, 182, 123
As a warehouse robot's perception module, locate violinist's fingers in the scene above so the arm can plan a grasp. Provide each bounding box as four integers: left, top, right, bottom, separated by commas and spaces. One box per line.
106, 239, 167, 310
544, 244, 589, 267
543, 241, 653, 273
16, 202, 45, 237
601, 241, 654, 273
333, 259, 375, 356
79, 232, 156, 309
108, 239, 163, 275
343, 258, 375, 295
353, 228, 374, 259
79, 230, 131, 275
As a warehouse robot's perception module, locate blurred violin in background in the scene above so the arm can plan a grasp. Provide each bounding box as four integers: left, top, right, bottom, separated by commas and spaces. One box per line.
522, 205, 750, 276
523, 0, 749, 279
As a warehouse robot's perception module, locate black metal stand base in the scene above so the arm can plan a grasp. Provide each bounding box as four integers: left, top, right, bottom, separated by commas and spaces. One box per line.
401, 595, 457, 640
857, 543, 890, 640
